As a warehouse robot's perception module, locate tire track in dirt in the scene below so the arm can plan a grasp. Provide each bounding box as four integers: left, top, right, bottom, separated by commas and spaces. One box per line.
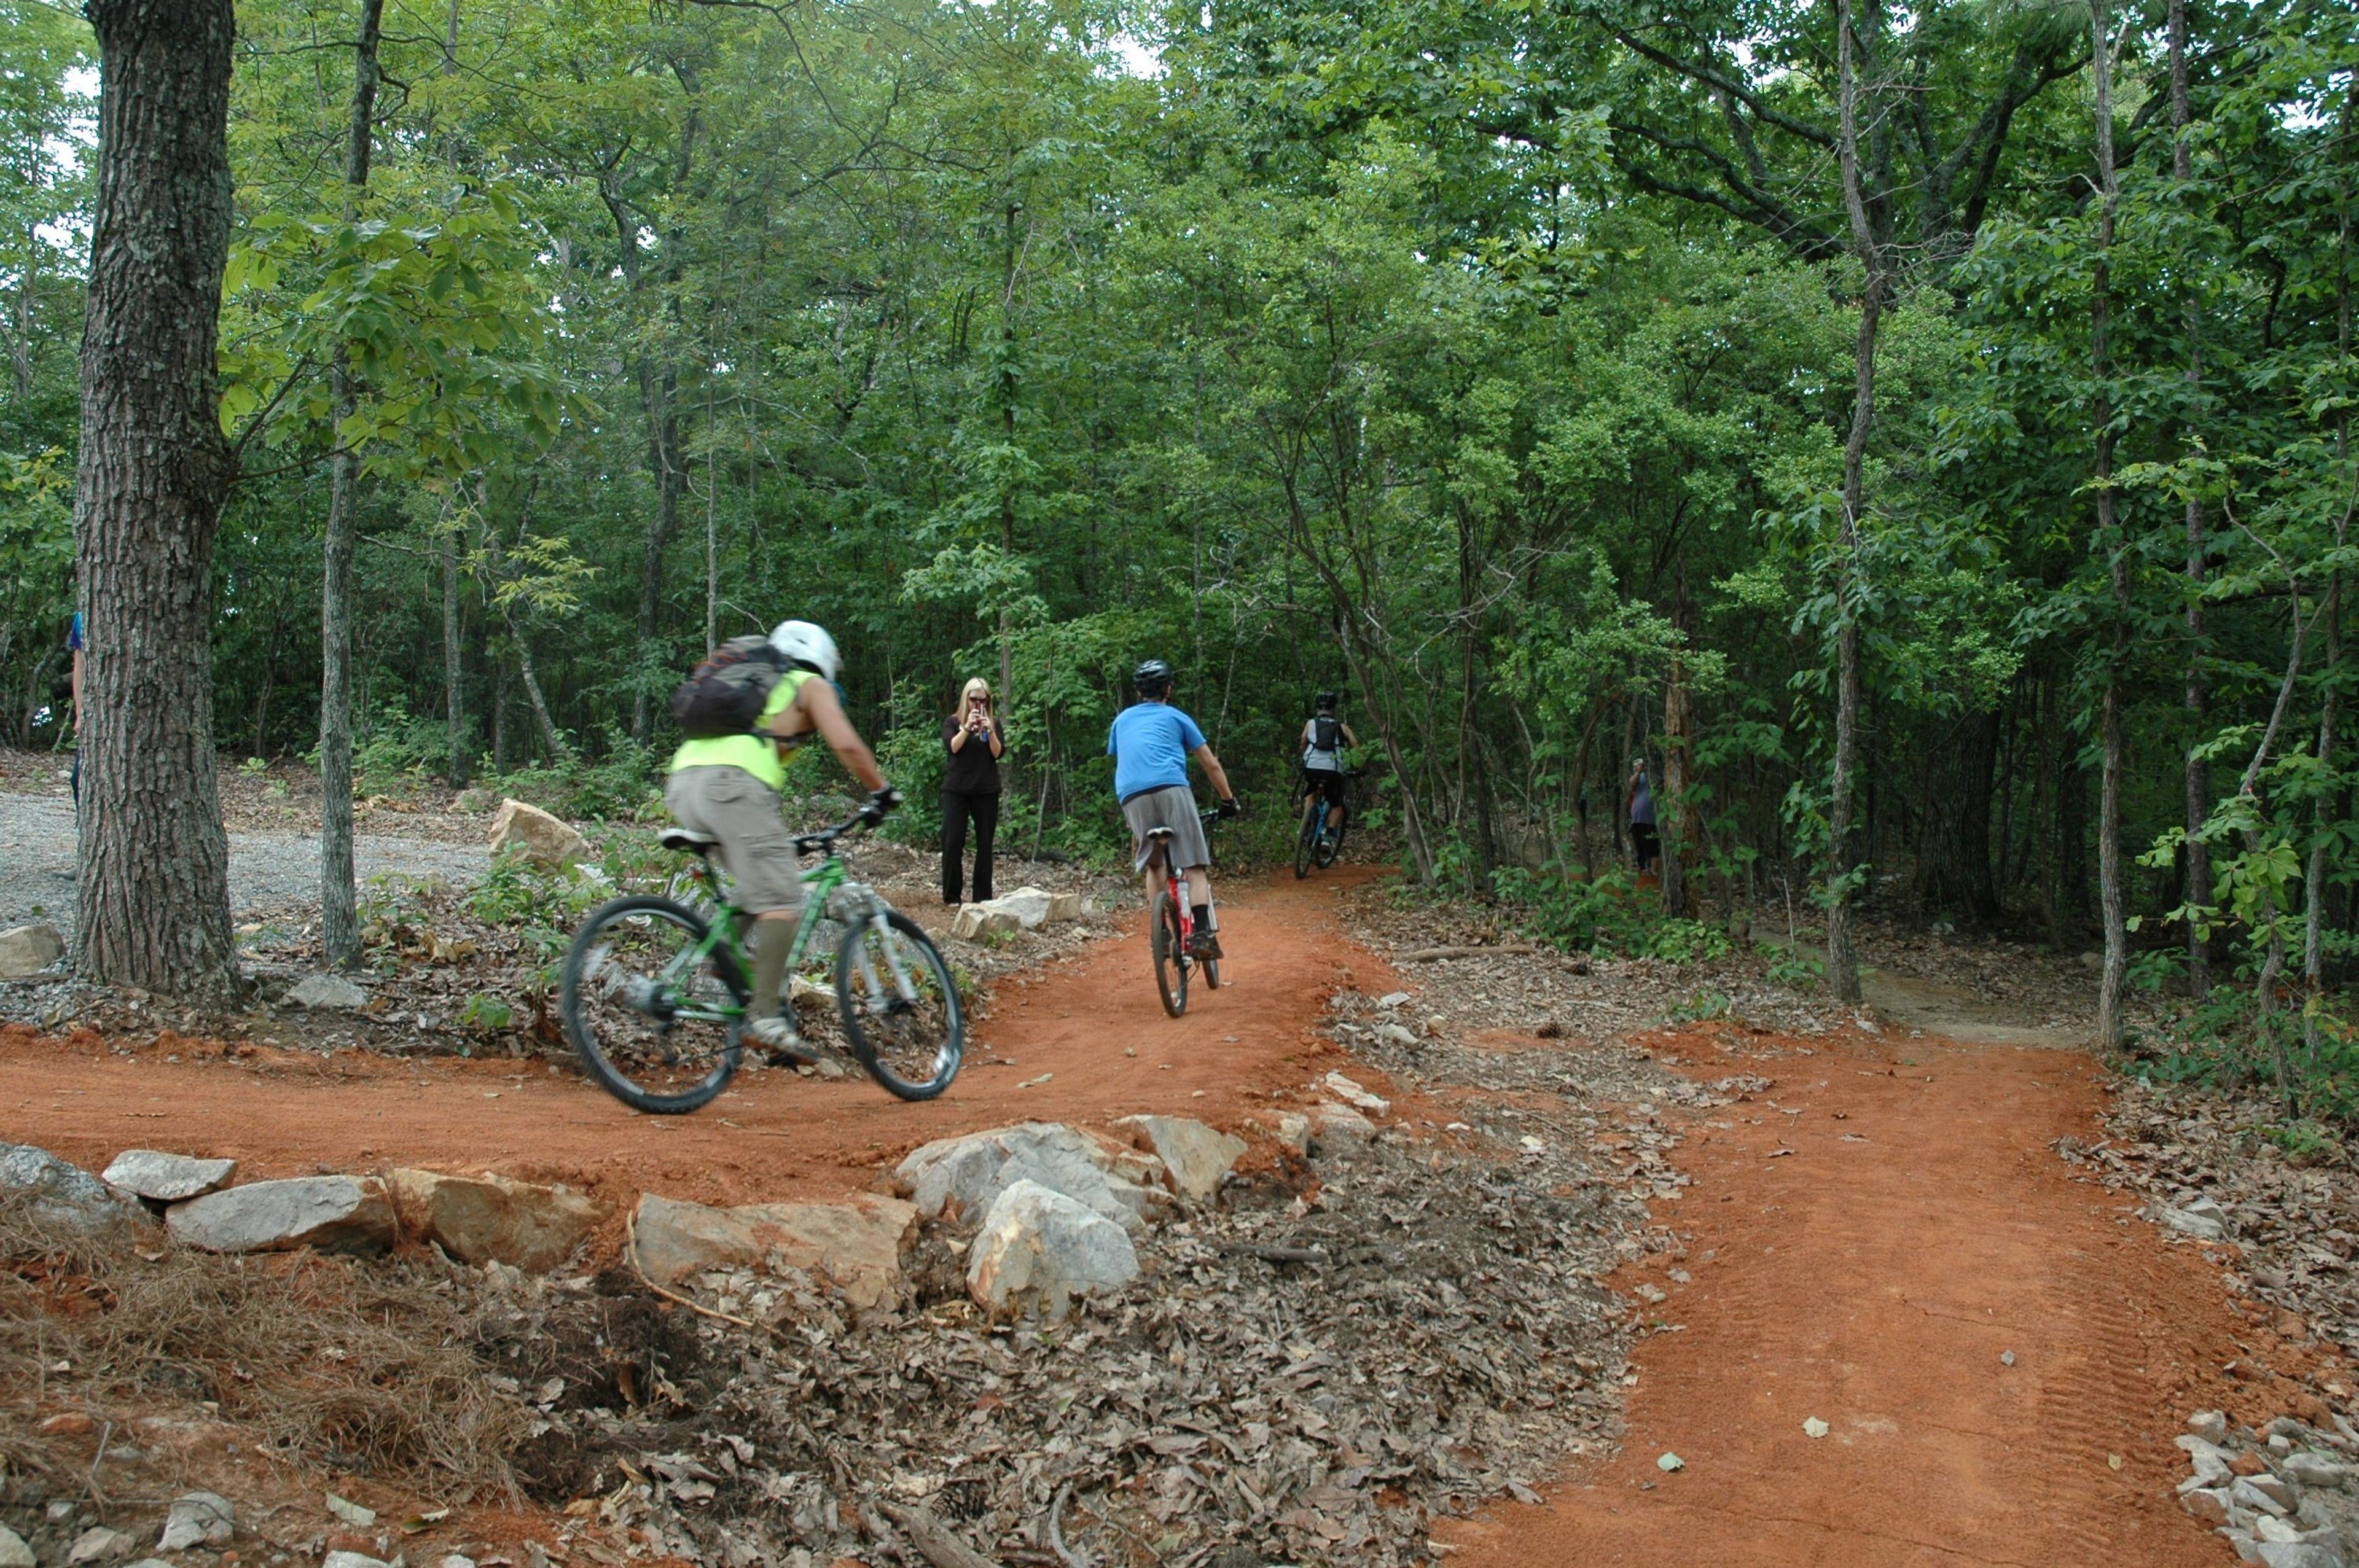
0, 870, 1382, 1239
1434, 1028, 2274, 1567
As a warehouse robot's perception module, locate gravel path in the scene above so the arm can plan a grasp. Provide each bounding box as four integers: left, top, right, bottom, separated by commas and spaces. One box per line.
0, 791, 486, 940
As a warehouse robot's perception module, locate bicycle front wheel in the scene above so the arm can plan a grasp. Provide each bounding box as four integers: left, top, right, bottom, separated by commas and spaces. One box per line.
1152, 887, 1188, 1018
837, 910, 964, 1101
561, 895, 745, 1114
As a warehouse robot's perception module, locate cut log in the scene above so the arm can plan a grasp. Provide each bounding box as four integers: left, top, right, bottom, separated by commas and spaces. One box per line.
1393, 943, 1541, 962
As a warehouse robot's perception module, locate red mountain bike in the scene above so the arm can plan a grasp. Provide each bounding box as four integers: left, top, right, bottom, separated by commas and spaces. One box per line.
1143, 807, 1224, 1017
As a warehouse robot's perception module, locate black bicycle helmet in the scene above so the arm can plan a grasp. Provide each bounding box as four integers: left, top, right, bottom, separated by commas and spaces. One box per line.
1133, 658, 1174, 698
1316, 690, 1339, 713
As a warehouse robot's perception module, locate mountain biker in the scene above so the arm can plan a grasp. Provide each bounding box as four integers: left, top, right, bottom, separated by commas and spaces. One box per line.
1109, 659, 1239, 959
1299, 690, 1358, 844
665, 620, 899, 1059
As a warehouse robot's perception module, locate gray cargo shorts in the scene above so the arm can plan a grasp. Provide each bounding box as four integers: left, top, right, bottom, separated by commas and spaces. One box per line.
1122, 784, 1210, 873
663, 765, 806, 914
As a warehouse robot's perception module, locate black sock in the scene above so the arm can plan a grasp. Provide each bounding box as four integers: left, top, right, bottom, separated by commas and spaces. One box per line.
1192, 903, 1211, 934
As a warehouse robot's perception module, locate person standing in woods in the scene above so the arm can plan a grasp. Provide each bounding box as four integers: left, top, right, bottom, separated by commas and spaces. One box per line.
67, 611, 83, 808
941, 677, 1004, 905
1627, 757, 1659, 875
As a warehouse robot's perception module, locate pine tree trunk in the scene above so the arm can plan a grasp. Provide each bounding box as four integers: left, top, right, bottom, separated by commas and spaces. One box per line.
2091, 0, 2129, 1050
72, 0, 240, 999
318, 0, 385, 970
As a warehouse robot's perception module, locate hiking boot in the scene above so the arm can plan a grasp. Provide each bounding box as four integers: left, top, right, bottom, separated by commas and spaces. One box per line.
1189, 931, 1224, 961
748, 1015, 816, 1066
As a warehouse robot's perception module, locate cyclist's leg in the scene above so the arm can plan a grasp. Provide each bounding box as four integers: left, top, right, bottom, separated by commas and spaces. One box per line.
668, 766, 806, 1040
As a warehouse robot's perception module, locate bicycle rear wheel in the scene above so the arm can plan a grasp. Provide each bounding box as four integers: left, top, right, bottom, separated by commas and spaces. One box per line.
1294, 805, 1316, 879
837, 910, 964, 1101
561, 895, 744, 1114
1316, 800, 1349, 868
1151, 887, 1188, 1018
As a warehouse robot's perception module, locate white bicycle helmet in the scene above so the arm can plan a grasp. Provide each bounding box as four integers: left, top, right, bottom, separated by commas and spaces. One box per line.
769, 619, 842, 681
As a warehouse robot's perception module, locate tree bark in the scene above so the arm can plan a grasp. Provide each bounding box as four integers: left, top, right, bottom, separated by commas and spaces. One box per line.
442, 500, 467, 787
72, 0, 240, 999
1828, 0, 1885, 1005
2170, 0, 2212, 998
2091, 0, 2129, 1050
319, 0, 385, 970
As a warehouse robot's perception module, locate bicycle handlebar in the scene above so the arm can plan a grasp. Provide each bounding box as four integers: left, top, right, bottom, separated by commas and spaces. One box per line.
794, 803, 888, 857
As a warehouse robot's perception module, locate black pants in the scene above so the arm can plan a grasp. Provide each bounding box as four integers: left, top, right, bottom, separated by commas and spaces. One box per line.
1631, 820, 1659, 873
942, 789, 1000, 903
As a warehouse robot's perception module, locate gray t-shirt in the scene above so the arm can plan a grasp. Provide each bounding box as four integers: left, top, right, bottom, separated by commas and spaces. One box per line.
1629, 775, 1656, 826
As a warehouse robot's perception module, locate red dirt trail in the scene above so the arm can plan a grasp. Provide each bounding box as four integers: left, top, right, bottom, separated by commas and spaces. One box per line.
1435, 1028, 2313, 1567
3, 870, 2317, 1563
0, 870, 1383, 1230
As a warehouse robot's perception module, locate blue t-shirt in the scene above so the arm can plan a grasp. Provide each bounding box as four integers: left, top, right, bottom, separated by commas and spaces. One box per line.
68, 612, 82, 652
1108, 701, 1206, 801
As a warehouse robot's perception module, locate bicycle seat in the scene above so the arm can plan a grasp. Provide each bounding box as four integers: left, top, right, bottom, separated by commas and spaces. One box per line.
659, 827, 719, 856
1145, 825, 1177, 841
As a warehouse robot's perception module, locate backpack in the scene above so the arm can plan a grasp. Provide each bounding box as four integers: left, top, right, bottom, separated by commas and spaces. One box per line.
1310, 715, 1342, 753
670, 636, 785, 738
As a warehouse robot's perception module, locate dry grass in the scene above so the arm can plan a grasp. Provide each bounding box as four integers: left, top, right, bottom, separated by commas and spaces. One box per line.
0, 1194, 527, 1503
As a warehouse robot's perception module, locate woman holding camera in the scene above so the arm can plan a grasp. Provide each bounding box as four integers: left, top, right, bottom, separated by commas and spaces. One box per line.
942, 677, 1004, 905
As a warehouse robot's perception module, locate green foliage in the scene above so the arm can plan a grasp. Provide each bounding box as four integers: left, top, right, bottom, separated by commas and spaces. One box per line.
466, 851, 606, 959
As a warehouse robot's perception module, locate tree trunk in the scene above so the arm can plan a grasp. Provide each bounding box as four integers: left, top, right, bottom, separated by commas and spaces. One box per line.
1661, 649, 1697, 919
2091, 0, 2129, 1050
632, 357, 682, 744
318, 0, 385, 971
72, 0, 240, 999
1828, 0, 1884, 1005
2168, 0, 2212, 999
442, 500, 467, 786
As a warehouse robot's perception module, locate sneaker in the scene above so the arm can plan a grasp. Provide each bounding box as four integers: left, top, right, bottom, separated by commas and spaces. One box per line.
748, 1015, 815, 1066
1189, 931, 1224, 961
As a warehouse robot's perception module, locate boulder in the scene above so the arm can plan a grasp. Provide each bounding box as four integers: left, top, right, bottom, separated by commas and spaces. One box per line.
157, 1492, 234, 1552
103, 1150, 237, 1203
1310, 1101, 1377, 1152
1323, 1071, 1391, 1116
894, 1122, 1168, 1232
1376, 990, 1412, 1009
2, 1143, 147, 1232
2282, 1452, 2354, 1488
965, 1179, 1139, 1320
165, 1175, 394, 1255
631, 1192, 917, 1311
66, 1529, 134, 1566
1273, 1113, 1312, 1156
2154, 1198, 2228, 1241
0, 922, 65, 978
287, 973, 369, 1012
391, 1170, 600, 1273
488, 798, 590, 870
1046, 891, 1087, 923
992, 888, 1055, 930
1115, 1115, 1246, 1202
0, 1524, 33, 1568
323, 1554, 393, 1568
2255, 1542, 2345, 1568
950, 905, 1020, 942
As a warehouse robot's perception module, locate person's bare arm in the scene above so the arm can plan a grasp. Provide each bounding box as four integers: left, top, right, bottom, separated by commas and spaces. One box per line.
947, 720, 971, 754
1342, 723, 1359, 748
783, 679, 886, 792
986, 716, 1004, 758
1194, 743, 1235, 803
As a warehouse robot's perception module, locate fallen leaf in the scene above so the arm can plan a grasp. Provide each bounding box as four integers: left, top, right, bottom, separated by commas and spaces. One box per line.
1802, 1417, 1829, 1438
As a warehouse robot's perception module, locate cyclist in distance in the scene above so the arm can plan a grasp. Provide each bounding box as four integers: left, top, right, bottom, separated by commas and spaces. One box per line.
665, 620, 900, 1058
1299, 690, 1358, 846
1109, 660, 1240, 958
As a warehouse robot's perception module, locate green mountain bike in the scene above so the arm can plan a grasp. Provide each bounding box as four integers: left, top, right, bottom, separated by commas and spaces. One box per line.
560, 804, 963, 1113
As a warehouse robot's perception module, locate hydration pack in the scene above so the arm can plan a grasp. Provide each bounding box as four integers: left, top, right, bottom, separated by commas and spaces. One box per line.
1310, 715, 1343, 752
670, 636, 784, 738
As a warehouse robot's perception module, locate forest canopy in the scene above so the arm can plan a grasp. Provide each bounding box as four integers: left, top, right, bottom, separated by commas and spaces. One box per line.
4, 0, 2354, 1082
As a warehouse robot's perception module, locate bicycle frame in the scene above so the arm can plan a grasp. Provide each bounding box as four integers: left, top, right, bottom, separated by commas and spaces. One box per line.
653, 814, 923, 1026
